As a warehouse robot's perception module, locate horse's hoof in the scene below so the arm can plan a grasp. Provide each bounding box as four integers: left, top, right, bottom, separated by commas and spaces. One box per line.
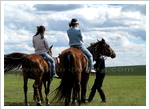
65, 102, 71, 106
71, 100, 77, 106
46, 102, 50, 106
78, 101, 81, 106
37, 102, 42, 106
81, 99, 88, 103
33, 98, 37, 102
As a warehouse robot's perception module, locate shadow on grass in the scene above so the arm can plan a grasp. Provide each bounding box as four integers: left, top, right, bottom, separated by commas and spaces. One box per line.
4, 101, 65, 106
5, 102, 25, 106
4, 101, 90, 106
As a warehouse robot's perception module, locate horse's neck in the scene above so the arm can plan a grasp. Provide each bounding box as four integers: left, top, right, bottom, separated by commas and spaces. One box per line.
87, 46, 93, 55
87, 46, 95, 59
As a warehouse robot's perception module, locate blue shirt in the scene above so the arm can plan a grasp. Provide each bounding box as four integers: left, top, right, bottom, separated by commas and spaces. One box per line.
67, 28, 83, 46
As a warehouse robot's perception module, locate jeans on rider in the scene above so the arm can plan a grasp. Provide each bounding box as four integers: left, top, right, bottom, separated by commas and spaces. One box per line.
41, 53, 58, 78
70, 45, 95, 73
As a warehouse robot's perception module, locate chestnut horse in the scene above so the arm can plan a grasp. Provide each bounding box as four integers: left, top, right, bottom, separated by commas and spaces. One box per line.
54, 38, 116, 105
4, 46, 53, 106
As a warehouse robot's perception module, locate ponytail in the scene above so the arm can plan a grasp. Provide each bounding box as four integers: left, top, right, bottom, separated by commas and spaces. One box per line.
33, 26, 45, 39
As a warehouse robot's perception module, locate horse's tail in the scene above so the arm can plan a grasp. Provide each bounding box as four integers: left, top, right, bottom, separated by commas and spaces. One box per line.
54, 51, 76, 102
4, 52, 28, 72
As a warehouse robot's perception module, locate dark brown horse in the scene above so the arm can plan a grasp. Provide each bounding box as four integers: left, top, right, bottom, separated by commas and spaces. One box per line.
4, 46, 53, 106
54, 38, 116, 106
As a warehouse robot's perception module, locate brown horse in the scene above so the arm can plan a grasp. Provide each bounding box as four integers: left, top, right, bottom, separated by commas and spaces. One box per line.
4, 46, 53, 106
54, 38, 116, 106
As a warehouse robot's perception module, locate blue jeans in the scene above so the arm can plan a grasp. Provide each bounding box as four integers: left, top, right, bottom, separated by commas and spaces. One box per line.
70, 45, 93, 68
41, 53, 56, 75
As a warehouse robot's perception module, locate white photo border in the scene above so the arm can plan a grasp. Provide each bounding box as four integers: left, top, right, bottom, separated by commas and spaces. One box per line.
1, 1, 149, 110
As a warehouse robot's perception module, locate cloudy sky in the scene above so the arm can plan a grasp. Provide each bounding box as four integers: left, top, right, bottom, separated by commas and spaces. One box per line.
2, 1, 148, 67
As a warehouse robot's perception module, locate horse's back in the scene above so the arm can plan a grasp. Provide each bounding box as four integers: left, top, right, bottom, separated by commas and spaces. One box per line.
61, 48, 83, 56
4, 52, 28, 59
61, 48, 86, 59
22, 54, 49, 78
60, 48, 88, 71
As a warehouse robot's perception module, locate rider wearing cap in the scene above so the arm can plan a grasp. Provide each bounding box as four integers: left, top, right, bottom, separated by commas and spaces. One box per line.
67, 18, 95, 73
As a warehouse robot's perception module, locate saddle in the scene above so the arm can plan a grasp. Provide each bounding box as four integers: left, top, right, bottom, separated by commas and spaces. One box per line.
70, 47, 89, 67
39, 54, 51, 69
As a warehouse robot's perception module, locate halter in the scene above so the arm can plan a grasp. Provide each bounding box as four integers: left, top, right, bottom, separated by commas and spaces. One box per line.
102, 44, 113, 58
96, 55, 107, 70
88, 39, 115, 62
89, 42, 112, 59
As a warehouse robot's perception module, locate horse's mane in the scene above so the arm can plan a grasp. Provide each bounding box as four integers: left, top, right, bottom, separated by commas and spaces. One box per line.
88, 40, 101, 50
89, 39, 105, 46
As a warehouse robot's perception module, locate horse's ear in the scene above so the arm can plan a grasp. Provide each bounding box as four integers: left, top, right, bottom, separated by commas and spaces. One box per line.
102, 38, 105, 42
97, 39, 100, 42
50, 45, 53, 49
58, 53, 61, 57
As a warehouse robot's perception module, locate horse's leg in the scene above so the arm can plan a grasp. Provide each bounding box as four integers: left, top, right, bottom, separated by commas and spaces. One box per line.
72, 83, 81, 106
33, 81, 43, 103
43, 80, 50, 106
81, 82, 86, 103
23, 76, 28, 106
72, 87, 77, 105
76, 82, 81, 106
76, 72, 81, 106
43, 81, 46, 100
45, 80, 51, 106
33, 81, 37, 102
43, 81, 47, 105
65, 92, 71, 106
39, 81, 43, 103
81, 73, 90, 103
34, 79, 42, 106
64, 85, 72, 106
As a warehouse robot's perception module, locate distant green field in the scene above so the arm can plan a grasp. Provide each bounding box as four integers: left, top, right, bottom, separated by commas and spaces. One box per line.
105, 65, 146, 76
4, 65, 146, 106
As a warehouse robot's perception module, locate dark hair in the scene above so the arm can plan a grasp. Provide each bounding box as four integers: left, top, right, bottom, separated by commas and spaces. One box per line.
69, 18, 79, 27
34, 25, 45, 39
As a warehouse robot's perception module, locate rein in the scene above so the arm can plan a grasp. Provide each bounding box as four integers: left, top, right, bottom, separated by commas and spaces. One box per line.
89, 43, 113, 59
96, 56, 107, 70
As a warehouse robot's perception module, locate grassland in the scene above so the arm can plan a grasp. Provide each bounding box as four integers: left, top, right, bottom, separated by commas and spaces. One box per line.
4, 65, 146, 106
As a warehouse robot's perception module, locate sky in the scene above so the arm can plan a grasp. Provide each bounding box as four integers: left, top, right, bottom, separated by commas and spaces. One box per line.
2, 1, 148, 67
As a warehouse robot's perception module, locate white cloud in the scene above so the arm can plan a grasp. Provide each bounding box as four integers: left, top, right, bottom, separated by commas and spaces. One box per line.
2, 3, 147, 67
4, 27, 32, 43
4, 43, 34, 54
52, 47, 68, 57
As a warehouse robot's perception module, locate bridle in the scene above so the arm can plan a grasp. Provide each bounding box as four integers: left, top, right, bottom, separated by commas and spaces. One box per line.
89, 42, 113, 60
101, 44, 114, 58
97, 55, 107, 70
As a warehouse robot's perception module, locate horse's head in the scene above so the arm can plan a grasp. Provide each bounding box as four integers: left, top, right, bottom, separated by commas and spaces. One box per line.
88, 38, 116, 60
48, 45, 53, 56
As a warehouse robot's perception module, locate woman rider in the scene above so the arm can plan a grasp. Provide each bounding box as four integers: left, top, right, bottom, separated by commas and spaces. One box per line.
33, 25, 58, 78
67, 18, 95, 73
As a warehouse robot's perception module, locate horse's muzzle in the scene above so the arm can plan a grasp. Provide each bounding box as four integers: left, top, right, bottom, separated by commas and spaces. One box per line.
111, 51, 116, 59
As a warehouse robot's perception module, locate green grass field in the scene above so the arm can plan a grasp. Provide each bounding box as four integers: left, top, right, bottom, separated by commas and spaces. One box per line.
4, 65, 146, 106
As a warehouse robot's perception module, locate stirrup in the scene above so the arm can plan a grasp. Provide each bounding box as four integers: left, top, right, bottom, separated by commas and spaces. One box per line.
53, 74, 58, 78
90, 68, 96, 73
